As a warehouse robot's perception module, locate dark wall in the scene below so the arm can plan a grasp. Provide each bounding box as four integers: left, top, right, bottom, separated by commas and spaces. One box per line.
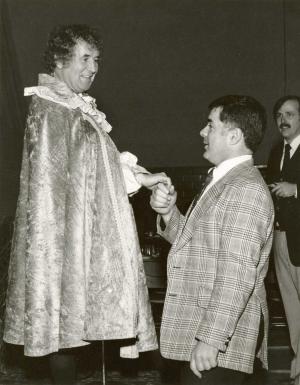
0, 0, 25, 219
5, 0, 300, 168
1, 0, 300, 214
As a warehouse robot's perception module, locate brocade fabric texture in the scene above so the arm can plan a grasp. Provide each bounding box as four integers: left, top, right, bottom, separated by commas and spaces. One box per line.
3, 74, 158, 358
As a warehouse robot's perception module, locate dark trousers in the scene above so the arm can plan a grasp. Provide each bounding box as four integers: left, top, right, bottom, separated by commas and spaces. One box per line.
49, 350, 76, 385
180, 362, 247, 385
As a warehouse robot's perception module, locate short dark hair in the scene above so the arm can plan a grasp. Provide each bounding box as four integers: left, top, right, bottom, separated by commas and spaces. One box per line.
272, 95, 300, 120
43, 24, 103, 73
208, 95, 267, 153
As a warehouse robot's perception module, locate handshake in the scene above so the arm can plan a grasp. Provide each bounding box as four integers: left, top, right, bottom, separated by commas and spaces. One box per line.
137, 172, 177, 220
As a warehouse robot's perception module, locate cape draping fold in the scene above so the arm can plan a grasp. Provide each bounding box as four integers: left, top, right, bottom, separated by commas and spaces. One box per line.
81, 113, 157, 357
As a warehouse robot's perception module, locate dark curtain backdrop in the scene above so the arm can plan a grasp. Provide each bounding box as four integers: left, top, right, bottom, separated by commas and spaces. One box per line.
0, 0, 25, 370
0, 0, 25, 221
1, 0, 300, 219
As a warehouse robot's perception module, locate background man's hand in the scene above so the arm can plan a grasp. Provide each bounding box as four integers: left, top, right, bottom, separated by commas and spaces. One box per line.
190, 341, 219, 379
269, 181, 297, 198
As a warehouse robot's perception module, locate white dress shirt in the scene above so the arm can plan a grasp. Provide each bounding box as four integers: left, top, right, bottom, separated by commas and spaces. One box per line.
200, 155, 252, 200
280, 134, 300, 169
279, 134, 300, 198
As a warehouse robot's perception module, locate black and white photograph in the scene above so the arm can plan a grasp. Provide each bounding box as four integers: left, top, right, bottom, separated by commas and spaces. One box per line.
1, 1, 300, 384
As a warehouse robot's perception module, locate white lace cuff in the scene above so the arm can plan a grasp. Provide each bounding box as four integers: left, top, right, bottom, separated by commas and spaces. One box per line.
120, 152, 149, 195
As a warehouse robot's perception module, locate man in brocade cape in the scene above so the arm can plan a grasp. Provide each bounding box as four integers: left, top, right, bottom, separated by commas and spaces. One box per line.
4, 24, 169, 384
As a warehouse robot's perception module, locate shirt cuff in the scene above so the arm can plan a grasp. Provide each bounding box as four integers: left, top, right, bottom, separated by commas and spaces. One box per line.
120, 151, 149, 195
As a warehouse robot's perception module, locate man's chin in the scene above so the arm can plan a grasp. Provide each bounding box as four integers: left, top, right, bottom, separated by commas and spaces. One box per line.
280, 129, 289, 136
203, 148, 209, 159
80, 81, 93, 92
202, 152, 210, 162
82, 86, 92, 92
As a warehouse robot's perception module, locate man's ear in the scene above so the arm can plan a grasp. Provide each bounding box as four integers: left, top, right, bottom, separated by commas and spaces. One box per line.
56, 61, 63, 70
228, 127, 243, 145
54, 55, 64, 69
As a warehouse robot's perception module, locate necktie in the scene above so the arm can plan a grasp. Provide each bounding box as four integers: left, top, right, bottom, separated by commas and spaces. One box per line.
281, 143, 291, 174
187, 168, 214, 218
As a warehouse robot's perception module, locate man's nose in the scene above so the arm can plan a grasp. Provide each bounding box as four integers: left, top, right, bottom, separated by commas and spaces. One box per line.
279, 115, 286, 124
88, 60, 98, 73
200, 126, 208, 138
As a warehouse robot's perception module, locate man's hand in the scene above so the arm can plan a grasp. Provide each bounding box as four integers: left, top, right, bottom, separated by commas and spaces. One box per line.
136, 172, 171, 190
150, 183, 177, 216
269, 181, 297, 198
190, 341, 219, 379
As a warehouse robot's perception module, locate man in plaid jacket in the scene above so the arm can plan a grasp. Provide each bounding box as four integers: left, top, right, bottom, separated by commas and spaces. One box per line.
151, 95, 274, 385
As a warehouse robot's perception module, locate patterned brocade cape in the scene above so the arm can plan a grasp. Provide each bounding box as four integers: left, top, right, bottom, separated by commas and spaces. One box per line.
3, 74, 158, 358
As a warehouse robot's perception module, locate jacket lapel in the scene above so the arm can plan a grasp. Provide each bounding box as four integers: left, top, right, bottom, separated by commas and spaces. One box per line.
275, 142, 284, 170
174, 160, 253, 252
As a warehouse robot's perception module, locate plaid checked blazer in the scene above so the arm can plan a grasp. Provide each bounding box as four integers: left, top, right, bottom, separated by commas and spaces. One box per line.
158, 160, 274, 374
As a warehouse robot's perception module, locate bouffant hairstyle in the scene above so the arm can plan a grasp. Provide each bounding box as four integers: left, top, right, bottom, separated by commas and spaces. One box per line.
43, 24, 103, 73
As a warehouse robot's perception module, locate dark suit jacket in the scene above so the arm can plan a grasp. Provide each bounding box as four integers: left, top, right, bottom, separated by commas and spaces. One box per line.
267, 141, 300, 266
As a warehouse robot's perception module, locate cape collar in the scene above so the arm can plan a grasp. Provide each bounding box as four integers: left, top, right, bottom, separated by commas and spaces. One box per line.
24, 74, 112, 133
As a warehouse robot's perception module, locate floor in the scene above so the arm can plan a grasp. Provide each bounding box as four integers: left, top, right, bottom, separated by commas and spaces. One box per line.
0, 363, 292, 385
0, 369, 171, 385
0, 369, 293, 385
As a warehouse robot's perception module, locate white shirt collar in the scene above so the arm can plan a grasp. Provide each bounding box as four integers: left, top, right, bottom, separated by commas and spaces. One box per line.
212, 155, 252, 184
284, 134, 300, 155
199, 155, 252, 200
